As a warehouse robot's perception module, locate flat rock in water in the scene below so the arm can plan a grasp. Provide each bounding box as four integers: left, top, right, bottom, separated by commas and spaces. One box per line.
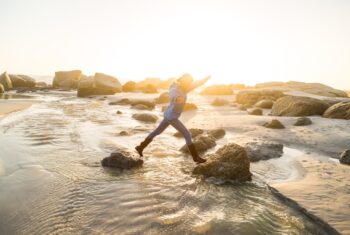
323, 101, 350, 120
174, 128, 204, 138
207, 128, 226, 140
244, 142, 283, 162
132, 113, 158, 123
339, 150, 350, 165
193, 143, 252, 182
294, 117, 312, 126
101, 148, 143, 169
263, 119, 285, 129
180, 135, 216, 153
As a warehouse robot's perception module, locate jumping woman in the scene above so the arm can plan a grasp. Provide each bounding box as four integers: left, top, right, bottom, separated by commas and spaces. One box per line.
135, 74, 210, 163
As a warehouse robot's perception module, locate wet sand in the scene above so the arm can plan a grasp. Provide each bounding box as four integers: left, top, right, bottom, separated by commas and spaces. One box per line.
0, 100, 34, 117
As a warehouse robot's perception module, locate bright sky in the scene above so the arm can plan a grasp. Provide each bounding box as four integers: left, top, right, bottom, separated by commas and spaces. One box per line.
0, 0, 349, 89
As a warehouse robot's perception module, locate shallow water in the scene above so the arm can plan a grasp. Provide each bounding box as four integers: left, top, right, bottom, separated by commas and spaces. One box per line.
0, 91, 332, 234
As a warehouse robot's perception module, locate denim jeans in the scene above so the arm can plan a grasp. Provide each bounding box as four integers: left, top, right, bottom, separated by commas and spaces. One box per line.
147, 118, 193, 145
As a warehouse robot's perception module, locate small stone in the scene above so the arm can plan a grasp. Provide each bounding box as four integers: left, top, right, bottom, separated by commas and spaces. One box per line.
263, 119, 285, 129
248, 108, 263, 116
132, 113, 158, 123
294, 117, 312, 126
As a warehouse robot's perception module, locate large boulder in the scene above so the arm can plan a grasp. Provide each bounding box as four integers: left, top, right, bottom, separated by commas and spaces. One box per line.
236, 90, 284, 105
244, 142, 283, 162
53, 70, 82, 89
122, 81, 137, 92
323, 101, 350, 120
101, 147, 143, 169
0, 72, 13, 90
180, 135, 216, 153
155, 92, 170, 104
193, 143, 252, 182
77, 73, 122, 97
207, 128, 226, 140
132, 113, 158, 123
263, 119, 285, 129
94, 73, 122, 93
254, 99, 274, 109
270, 96, 330, 116
339, 150, 350, 165
0, 84, 4, 93
200, 85, 234, 95
9, 74, 36, 88
174, 128, 204, 138
294, 117, 312, 126
211, 98, 229, 106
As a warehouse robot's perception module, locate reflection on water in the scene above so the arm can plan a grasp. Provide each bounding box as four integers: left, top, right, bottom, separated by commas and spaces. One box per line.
0, 92, 332, 235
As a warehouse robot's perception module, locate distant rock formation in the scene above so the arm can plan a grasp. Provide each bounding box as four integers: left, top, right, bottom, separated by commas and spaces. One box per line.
9, 74, 36, 88
122, 81, 137, 92
0, 72, 13, 90
270, 96, 330, 116
193, 143, 252, 182
53, 70, 82, 89
236, 90, 284, 106
77, 73, 122, 97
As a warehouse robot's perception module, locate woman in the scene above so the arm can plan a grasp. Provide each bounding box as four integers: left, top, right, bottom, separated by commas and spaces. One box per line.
135, 73, 210, 163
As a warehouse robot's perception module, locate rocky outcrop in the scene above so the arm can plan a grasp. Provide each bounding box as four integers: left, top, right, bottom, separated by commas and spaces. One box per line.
122, 81, 137, 92
254, 99, 274, 109
94, 73, 122, 92
155, 92, 170, 104
101, 147, 143, 169
207, 128, 226, 140
174, 128, 204, 138
270, 96, 330, 116
193, 143, 252, 182
0, 72, 13, 90
53, 70, 82, 89
244, 142, 283, 162
248, 108, 263, 116
200, 85, 234, 95
9, 74, 36, 88
255, 81, 348, 98
323, 102, 350, 120
294, 117, 312, 126
180, 135, 216, 153
339, 150, 350, 165
263, 119, 285, 129
132, 113, 158, 123
0, 84, 4, 93
211, 98, 229, 106
77, 73, 122, 97
236, 90, 284, 105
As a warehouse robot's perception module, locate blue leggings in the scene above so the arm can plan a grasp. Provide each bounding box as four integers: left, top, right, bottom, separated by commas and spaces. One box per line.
147, 118, 193, 145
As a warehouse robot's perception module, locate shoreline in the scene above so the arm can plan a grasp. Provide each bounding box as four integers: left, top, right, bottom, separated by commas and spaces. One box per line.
0, 100, 34, 118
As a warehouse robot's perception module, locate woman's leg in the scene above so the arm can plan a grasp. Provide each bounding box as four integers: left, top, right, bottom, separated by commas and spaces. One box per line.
135, 119, 170, 156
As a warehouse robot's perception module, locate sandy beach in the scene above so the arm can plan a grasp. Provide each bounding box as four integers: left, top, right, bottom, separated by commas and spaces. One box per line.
0, 100, 34, 117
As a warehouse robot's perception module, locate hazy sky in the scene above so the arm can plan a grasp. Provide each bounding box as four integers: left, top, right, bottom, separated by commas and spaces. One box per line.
0, 0, 349, 88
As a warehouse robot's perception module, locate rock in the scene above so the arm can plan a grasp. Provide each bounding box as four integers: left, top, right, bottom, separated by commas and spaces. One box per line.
9, 74, 36, 88
0, 72, 13, 90
248, 108, 263, 116
244, 142, 283, 162
116, 110, 122, 114
174, 128, 204, 138
207, 128, 226, 140
155, 92, 170, 104
140, 84, 158, 93
35, 82, 48, 87
270, 96, 330, 116
132, 104, 151, 110
294, 117, 312, 126
94, 73, 122, 93
130, 100, 156, 109
119, 130, 130, 136
0, 84, 4, 93
200, 85, 234, 95
323, 101, 350, 120
101, 147, 143, 169
339, 150, 350, 165
255, 99, 274, 109
53, 70, 82, 89
193, 143, 252, 182
238, 105, 247, 111
136, 77, 176, 90
77, 73, 122, 97
236, 90, 285, 105
183, 103, 198, 111
263, 119, 285, 129
109, 98, 131, 105
122, 81, 137, 92
132, 113, 158, 123
211, 98, 229, 106
180, 135, 216, 153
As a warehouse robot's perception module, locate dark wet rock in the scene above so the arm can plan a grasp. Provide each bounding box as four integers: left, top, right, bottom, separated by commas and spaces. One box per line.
122, 81, 137, 92
155, 92, 170, 104
323, 101, 350, 120
211, 98, 229, 106
339, 149, 350, 165
101, 147, 143, 169
174, 128, 204, 138
200, 85, 234, 95
119, 130, 130, 136
0, 72, 13, 90
109, 98, 131, 105
53, 70, 82, 89
263, 119, 285, 129
132, 113, 158, 123
116, 110, 122, 114
244, 142, 283, 162
9, 74, 36, 88
271, 96, 330, 116
0, 84, 4, 93
294, 117, 312, 126
180, 135, 216, 153
248, 108, 263, 116
236, 90, 285, 105
255, 99, 274, 109
132, 104, 151, 110
207, 128, 226, 140
193, 143, 252, 182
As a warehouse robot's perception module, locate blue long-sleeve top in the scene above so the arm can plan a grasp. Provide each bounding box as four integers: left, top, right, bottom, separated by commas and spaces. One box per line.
164, 83, 187, 120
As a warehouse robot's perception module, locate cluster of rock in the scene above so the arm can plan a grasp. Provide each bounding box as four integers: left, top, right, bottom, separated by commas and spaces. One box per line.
236, 90, 285, 106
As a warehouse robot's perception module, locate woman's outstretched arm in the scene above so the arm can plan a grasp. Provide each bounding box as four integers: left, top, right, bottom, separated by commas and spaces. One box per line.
188, 76, 211, 92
